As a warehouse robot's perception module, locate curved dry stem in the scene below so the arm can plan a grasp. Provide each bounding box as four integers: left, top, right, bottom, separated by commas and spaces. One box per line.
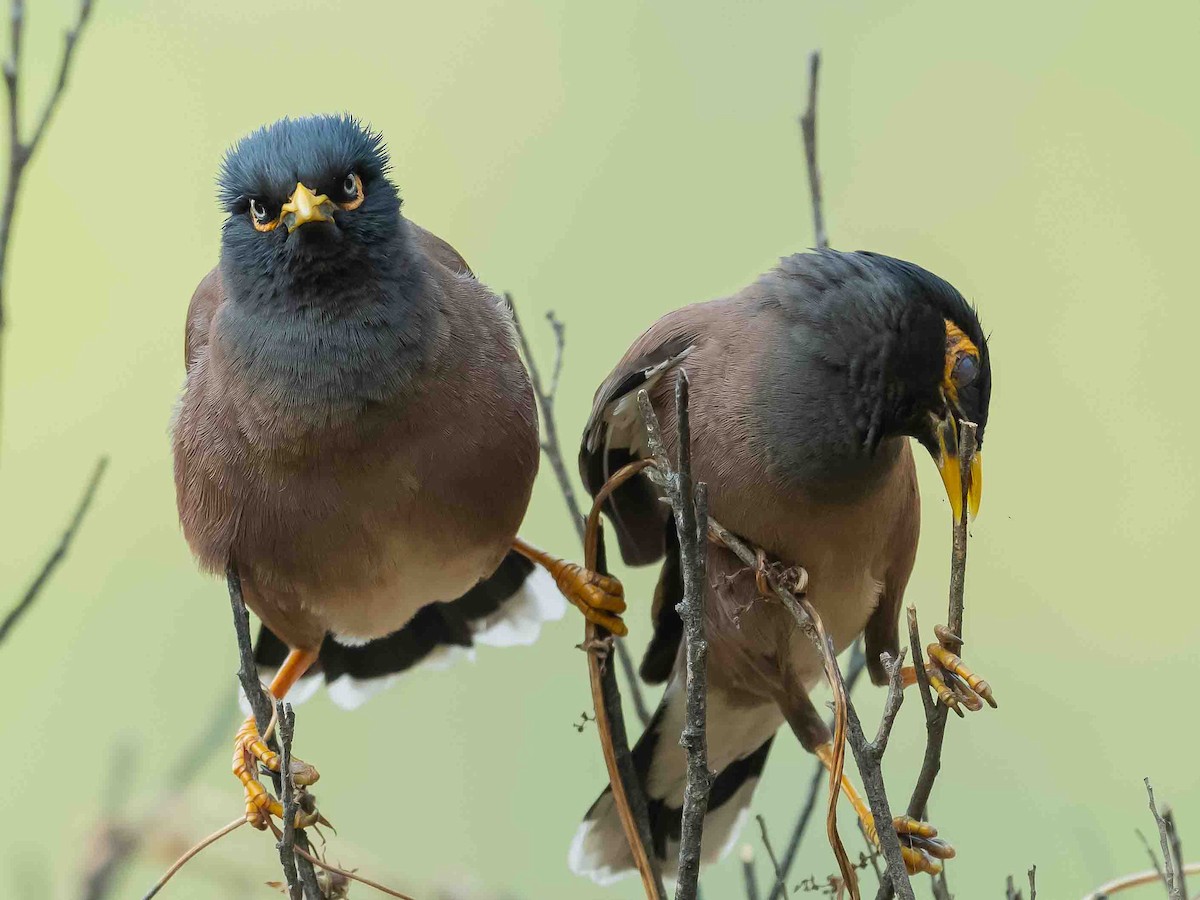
140, 817, 246, 899
267, 818, 417, 900
1082, 861, 1200, 899
582, 458, 663, 900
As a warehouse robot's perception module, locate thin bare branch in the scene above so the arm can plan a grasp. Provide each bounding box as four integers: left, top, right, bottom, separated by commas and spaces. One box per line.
670, 372, 712, 900
798, 50, 828, 250
0, 455, 106, 645
756, 816, 786, 898
1164, 808, 1186, 899
0, 0, 96, 407
1146, 779, 1183, 900
276, 701, 302, 900
1135, 828, 1168, 892
139, 817, 246, 900
740, 844, 762, 900
770, 643, 868, 900
1028, 865, 1037, 900
507, 293, 653, 727
226, 563, 326, 898
841, 652, 914, 900
1082, 862, 1200, 899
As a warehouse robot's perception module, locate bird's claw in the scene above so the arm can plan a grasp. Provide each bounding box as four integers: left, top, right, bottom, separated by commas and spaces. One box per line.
902, 623, 996, 714
232, 714, 324, 830
561, 566, 627, 636
895, 814, 955, 875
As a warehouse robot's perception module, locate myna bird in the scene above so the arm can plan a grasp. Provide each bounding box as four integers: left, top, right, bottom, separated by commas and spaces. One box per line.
569, 249, 992, 881
172, 114, 625, 828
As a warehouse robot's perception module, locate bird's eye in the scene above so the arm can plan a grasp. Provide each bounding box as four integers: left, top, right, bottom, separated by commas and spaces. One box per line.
339, 172, 365, 211
952, 354, 979, 388
248, 198, 278, 232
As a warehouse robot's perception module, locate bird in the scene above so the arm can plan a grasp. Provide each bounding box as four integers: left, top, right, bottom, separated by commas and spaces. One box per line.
172, 114, 625, 829
569, 249, 993, 882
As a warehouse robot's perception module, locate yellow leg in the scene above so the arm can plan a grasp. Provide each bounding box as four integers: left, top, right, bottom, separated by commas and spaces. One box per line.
512, 537, 628, 636
232, 648, 321, 829
815, 743, 954, 875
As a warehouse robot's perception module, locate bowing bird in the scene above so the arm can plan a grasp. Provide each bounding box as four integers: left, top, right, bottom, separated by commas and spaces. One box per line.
570, 249, 992, 881
172, 114, 624, 828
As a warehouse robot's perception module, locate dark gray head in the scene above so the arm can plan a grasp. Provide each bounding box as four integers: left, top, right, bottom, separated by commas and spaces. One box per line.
768, 249, 991, 520
216, 114, 414, 309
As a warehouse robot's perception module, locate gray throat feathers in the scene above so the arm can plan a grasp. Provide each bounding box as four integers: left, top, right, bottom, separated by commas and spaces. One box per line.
219, 264, 437, 444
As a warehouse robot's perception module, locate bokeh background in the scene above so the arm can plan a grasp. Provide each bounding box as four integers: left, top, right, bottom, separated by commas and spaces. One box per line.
3, 0, 1198, 897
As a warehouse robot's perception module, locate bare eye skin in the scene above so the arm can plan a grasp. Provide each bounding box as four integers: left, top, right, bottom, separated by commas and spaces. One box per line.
339, 172, 365, 211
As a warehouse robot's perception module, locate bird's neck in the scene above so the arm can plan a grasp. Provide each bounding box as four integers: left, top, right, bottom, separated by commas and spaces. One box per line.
219, 237, 439, 435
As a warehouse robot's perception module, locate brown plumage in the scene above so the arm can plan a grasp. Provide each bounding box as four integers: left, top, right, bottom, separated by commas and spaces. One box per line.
173, 223, 539, 652
571, 249, 990, 882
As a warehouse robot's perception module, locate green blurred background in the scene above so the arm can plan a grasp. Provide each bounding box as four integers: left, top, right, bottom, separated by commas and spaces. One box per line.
3, 0, 1198, 897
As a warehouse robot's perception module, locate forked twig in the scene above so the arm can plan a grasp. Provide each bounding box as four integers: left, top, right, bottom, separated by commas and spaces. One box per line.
508, 295, 653, 729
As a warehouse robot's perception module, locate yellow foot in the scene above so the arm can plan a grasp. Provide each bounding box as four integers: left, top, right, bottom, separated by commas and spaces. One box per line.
513, 538, 628, 635
815, 743, 956, 875
889, 815, 956, 875
902, 624, 996, 716
232, 713, 322, 830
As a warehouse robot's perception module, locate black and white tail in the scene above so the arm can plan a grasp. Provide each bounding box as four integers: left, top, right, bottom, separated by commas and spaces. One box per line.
569, 677, 783, 885
249, 550, 564, 711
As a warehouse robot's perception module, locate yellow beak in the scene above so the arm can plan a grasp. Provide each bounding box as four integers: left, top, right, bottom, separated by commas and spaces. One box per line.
938, 449, 983, 524
280, 182, 334, 233
933, 412, 983, 523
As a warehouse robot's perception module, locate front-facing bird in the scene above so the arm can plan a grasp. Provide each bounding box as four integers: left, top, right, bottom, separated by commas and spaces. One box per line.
571, 249, 993, 882
173, 114, 624, 828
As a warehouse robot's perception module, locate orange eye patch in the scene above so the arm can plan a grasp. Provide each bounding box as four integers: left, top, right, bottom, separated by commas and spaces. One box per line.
943, 320, 980, 405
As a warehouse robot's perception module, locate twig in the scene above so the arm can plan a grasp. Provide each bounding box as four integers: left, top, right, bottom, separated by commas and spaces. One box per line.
1135, 828, 1168, 891
635, 390, 869, 897
757, 815, 786, 898
139, 817, 246, 900
1165, 809, 1187, 899
0, 455, 106, 645
582, 477, 668, 900
877, 421, 977, 900
276, 701, 302, 900
1147, 779, 1183, 900
226, 563, 326, 898
511, 293, 663, 898
1082, 862, 1200, 899
798, 50, 828, 251
1028, 865, 1037, 900
770, 644, 868, 900
664, 372, 712, 900
740, 845, 762, 900
0, 0, 96, 412
841, 652, 914, 900
507, 294, 652, 727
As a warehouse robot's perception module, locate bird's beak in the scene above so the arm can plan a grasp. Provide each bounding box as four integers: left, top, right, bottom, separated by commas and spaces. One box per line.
930, 411, 983, 523
280, 182, 334, 233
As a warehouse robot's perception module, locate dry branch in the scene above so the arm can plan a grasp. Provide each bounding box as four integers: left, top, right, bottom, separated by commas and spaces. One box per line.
798, 50, 828, 251
0, 455, 106, 645
768, 644, 868, 900
648, 372, 712, 900
0, 0, 95, 407
509, 293, 664, 898
507, 295, 653, 726
276, 701, 303, 900
1146, 780, 1183, 900
226, 563, 327, 899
